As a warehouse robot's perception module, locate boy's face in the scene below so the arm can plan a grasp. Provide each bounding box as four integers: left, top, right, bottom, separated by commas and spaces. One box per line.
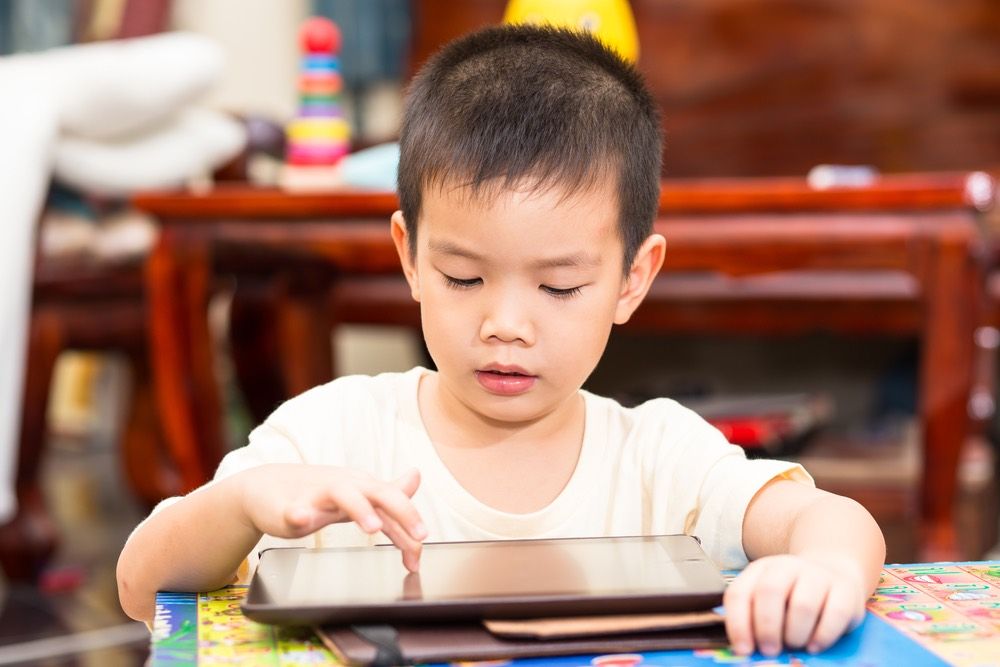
392, 179, 662, 426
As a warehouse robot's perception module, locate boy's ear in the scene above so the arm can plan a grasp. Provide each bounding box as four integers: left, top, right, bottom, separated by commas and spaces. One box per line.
390, 211, 421, 302
614, 233, 666, 325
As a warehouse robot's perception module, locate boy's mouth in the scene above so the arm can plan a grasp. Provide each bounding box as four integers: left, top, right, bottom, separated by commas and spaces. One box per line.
478, 364, 534, 377
475, 366, 537, 395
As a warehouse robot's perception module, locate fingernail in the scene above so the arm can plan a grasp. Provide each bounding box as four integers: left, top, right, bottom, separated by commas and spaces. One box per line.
734, 642, 752, 655
761, 643, 778, 657
807, 643, 820, 654
412, 522, 427, 540
361, 515, 381, 532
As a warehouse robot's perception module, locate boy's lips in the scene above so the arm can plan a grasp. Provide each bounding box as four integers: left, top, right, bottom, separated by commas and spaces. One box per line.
475, 365, 537, 395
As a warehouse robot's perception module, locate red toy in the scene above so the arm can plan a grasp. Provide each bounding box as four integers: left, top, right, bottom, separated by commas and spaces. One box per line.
300, 16, 340, 55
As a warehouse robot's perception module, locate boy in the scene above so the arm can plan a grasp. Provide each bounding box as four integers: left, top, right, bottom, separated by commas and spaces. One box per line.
118, 25, 885, 657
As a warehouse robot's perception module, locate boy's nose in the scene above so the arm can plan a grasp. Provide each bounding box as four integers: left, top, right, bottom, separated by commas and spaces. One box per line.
479, 291, 535, 346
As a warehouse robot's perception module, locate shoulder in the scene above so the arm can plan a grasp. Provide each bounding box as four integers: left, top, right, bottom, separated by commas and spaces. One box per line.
224, 367, 425, 471
263, 368, 422, 429
587, 392, 724, 446
584, 391, 736, 482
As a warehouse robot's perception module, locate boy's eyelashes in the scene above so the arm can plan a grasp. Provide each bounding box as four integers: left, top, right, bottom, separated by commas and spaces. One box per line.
540, 285, 583, 299
440, 273, 584, 299
443, 274, 482, 289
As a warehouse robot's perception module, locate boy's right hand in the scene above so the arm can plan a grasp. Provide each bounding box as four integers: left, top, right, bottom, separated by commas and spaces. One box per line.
236, 464, 427, 571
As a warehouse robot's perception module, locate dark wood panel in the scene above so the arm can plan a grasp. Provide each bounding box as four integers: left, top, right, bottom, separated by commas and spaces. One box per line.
410, 0, 1000, 177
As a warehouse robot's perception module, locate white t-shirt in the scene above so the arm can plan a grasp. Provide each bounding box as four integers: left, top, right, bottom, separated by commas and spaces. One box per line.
204, 367, 812, 571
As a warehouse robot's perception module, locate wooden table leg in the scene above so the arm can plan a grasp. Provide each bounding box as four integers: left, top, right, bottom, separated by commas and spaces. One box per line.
121, 346, 182, 507
276, 282, 334, 396
230, 281, 287, 424
230, 276, 334, 419
918, 223, 981, 560
146, 229, 225, 492
0, 310, 61, 581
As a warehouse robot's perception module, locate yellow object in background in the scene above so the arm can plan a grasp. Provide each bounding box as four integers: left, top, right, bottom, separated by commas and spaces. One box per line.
503, 0, 639, 62
49, 353, 102, 438
286, 118, 351, 142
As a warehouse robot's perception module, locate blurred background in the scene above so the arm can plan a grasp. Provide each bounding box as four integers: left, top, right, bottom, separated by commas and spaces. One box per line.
0, 0, 998, 664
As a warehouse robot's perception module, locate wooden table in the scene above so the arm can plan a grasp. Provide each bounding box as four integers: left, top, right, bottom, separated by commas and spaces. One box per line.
132, 171, 995, 560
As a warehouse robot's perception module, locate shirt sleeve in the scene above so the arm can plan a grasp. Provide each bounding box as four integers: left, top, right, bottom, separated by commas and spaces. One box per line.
214, 421, 309, 480
640, 399, 814, 570
692, 452, 813, 569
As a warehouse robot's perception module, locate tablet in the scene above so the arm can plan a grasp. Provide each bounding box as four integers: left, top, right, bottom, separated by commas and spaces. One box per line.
242, 535, 726, 626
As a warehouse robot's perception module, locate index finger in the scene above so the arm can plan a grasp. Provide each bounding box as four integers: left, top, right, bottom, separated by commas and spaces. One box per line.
375, 507, 423, 573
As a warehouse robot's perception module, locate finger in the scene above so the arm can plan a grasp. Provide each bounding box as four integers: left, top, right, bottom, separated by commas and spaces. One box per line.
319, 485, 382, 534
393, 468, 421, 497
282, 501, 351, 537
783, 571, 829, 649
374, 507, 419, 554
302, 485, 352, 519
808, 582, 860, 654
366, 481, 427, 541
751, 561, 799, 657
373, 509, 415, 568
724, 560, 766, 656
282, 504, 317, 535
376, 508, 423, 573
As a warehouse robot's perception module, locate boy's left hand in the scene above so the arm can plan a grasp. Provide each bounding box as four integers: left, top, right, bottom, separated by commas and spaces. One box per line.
723, 553, 867, 657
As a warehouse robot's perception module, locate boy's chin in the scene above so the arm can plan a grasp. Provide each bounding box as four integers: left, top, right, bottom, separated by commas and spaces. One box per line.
470, 392, 564, 426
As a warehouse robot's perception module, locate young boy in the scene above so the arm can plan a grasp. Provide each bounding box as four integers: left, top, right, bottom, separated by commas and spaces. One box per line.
118, 25, 885, 657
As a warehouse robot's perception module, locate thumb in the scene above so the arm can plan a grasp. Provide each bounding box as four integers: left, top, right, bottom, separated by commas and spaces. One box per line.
394, 468, 421, 497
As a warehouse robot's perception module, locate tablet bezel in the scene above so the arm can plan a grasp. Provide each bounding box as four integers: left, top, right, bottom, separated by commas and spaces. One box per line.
242, 534, 726, 626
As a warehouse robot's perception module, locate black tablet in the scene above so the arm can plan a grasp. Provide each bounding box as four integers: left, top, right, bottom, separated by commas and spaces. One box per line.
242, 535, 726, 626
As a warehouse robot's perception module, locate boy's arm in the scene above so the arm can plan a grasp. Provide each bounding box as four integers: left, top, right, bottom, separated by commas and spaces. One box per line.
116, 474, 262, 623
117, 464, 426, 624
723, 479, 886, 657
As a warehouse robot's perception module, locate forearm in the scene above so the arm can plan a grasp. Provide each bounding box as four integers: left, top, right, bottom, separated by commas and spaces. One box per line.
117, 474, 261, 623
731, 483, 887, 655
786, 494, 886, 594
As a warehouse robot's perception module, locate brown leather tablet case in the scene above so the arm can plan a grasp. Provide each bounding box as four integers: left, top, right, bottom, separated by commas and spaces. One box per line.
316, 611, 727, 665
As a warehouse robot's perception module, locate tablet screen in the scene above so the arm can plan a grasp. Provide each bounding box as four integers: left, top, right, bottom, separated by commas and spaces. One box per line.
253, 535, 724, 608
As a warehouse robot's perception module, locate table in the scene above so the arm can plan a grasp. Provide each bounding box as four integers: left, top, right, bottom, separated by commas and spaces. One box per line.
132, 172, 995, 561
149, 561, 1000, 666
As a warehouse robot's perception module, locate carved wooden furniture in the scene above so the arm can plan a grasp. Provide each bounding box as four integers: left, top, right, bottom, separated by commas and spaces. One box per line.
132, 171, 994, 561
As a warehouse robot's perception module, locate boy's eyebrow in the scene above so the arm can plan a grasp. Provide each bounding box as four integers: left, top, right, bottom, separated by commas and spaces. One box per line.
531, 252, 602, 269
428, 239, 600, 268
428, 239, 484, 260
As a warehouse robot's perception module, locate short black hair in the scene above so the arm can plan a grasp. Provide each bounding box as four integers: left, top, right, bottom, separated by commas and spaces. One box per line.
398, 24, 662, 272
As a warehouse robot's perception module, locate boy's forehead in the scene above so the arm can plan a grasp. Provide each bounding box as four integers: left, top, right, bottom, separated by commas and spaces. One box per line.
422, 175, 618, 218
418, 176, 623, 265
428, 235, 605, 268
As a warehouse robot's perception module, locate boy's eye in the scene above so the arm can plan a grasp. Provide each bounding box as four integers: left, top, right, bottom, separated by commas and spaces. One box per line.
443, 274, 482, 289
541, 285, 583, 299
